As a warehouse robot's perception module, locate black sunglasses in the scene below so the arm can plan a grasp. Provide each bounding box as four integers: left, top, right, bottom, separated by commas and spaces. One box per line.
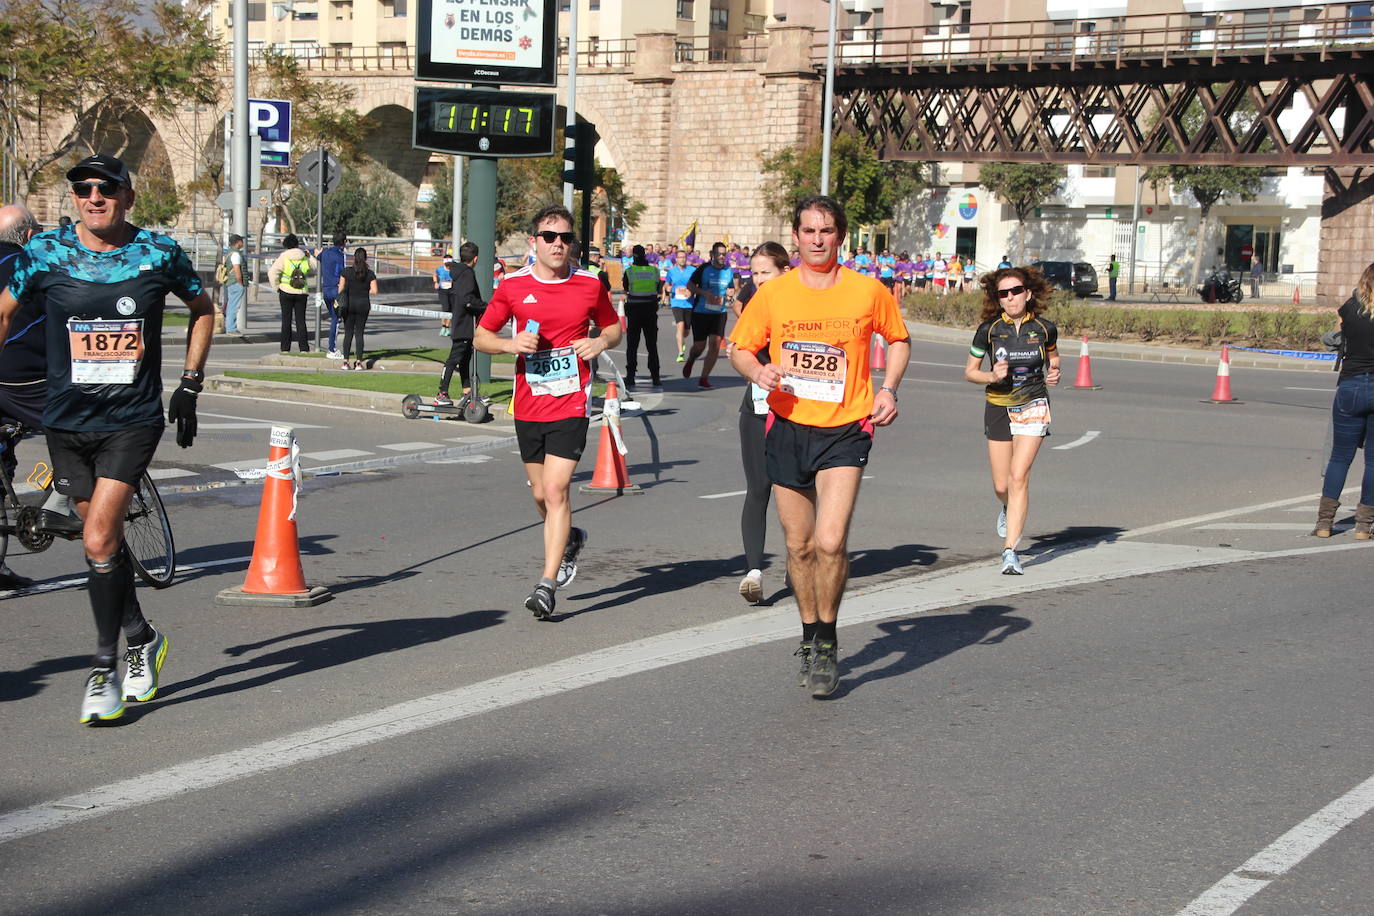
997, 285, 1026, 299
71, 179, 125, 198
535, 230, 576, 245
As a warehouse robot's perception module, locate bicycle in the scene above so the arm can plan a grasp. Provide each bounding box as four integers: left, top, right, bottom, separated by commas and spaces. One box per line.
0, 419, 176, 588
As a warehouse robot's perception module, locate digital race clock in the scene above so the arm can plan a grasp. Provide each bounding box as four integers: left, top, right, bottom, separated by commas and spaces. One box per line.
413, 87, 557, 158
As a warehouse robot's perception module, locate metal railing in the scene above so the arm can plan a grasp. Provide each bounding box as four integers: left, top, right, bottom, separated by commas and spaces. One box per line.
816, 5, 1374, 70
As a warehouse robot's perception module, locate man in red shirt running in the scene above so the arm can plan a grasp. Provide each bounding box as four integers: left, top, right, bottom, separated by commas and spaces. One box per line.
475, 205, 622, 619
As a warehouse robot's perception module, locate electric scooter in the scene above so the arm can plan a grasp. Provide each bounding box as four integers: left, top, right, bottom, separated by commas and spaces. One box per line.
400, 346, 493, 424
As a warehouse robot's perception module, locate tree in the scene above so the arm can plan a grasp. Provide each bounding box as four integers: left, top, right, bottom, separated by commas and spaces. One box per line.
977, 162, 1068, 264
131, 168, 185, 227
251, 47, 379, 240
759, 133, 923, 239
0, 0, 220, 202
1144, 164, 1266, 287
286, 164, 406, 238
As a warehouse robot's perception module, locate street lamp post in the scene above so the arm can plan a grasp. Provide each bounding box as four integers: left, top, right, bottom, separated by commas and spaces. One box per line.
820, 0, 839, 195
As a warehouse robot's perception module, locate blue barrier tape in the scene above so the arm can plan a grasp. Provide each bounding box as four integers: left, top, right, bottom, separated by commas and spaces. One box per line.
1229, 346, 1337, 361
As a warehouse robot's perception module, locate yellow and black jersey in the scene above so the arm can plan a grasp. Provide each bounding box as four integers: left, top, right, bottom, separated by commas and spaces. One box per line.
970, 314, 1058, 407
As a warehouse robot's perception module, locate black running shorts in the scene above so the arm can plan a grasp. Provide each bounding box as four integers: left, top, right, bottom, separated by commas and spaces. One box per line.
690, 311, 727, 342
515, 416, 591, 463
764, 413, 873, 490
671, 306, 693, 326
984, 401, 1013, 442
46, 423, 164, 500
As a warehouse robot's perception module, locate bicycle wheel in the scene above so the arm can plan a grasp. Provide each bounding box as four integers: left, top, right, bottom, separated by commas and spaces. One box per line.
0, 495, 9, 573
126, 472, 175, 588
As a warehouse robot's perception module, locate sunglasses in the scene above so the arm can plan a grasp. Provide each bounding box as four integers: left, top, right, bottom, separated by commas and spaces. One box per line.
997, 285, 1027, 299
535, 231, 576, 245
71, 179, 125, 198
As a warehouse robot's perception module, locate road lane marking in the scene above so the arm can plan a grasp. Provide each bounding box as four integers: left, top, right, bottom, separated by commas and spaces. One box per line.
0, 555, 254, 599
301, 449, 373, 461
2, 534, 1370, 845
211, 458, 267, 472
1285, 387, 1333, 392
1121, 486, 1362, 540
700, 490, 747, 499
379, 441, 445, 451
198, 390, 406, 417
145, 468, 197, 480
1194, 523, 1312, 531
1052, 430, 1101, 450
1175, 771, 1374, 916
198, 410, 327, 429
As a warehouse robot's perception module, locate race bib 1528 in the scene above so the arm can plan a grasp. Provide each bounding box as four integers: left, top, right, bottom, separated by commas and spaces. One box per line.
779, 340, 848, 403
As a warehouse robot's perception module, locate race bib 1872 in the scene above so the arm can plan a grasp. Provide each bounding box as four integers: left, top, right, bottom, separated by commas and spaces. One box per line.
779, 340, 848, 403
67, 318, 144, 385
524, 346, 579, 397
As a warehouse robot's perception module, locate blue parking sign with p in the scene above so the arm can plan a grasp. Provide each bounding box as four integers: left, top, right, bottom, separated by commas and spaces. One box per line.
249, 98, 292, 168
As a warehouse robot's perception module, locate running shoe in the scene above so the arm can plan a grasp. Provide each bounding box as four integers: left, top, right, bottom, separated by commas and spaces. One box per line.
524, 584, 556, 621
327, 349, 343, 360
434, 393, 454, 406
808, 640, 840, 697
556, 527, 588, 589
676, 346, 686, 363
739, 569, 763, 604
1001, 548, 1024, 576
697, 380, 714, 390
682, 355, 696, 379
794, 640, 813, 687
123, 628, 168, 702
79, 668, 124, 724
996, 506, 1007, 538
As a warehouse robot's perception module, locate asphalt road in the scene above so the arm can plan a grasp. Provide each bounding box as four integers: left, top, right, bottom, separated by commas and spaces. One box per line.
1, 305, 1369, 915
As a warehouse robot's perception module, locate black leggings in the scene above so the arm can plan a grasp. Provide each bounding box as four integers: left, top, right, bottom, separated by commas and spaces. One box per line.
441, 337, 474, 392
278, 291, 309, 351
625, 301, 661, 383
89, 547, 148, 667
739, 409, 770, 571
342, 306, 370, 361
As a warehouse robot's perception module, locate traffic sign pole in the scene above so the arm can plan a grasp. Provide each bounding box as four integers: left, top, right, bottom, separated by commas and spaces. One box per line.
468, 156, 496, 390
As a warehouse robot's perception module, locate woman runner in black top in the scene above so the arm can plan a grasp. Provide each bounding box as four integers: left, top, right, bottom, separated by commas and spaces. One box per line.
964, 266, 1060, 575
337, 248, 377, 370
732, 242, 790, 604
1312, 261, 1374, 538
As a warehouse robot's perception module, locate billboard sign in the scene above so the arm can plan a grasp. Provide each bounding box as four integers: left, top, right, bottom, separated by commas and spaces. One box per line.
416, 0, 558, 87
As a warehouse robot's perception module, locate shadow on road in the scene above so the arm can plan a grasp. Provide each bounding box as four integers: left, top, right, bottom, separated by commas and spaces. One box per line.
0, 654, 90, 703
834, 604, 1031, 698
1022, 525, 1125, 564
137, 610, 505, 713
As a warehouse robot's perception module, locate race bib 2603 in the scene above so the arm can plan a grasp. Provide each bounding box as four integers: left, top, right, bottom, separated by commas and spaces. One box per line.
524, 346, 579, 397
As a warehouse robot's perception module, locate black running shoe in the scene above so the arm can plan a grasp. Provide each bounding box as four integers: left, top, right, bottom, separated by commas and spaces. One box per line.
556, 527, 588, 589
524, 584, 556, 620
808, 640, 840, 697
794, 640, 813, 687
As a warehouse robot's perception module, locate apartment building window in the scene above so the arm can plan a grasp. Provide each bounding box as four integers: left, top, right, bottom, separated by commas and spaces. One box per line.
292, 0, 318, 20
332, 0, 352, 20
1242, 9, 1288, 43
709, 0, 728, 30
331, 42, 352, 58
677, 0, 694, 20
956, 1, 971, 35
675, 40, 694, 62
1352, 4, 1374, 36
381, 0, 407, 18
380, 41, 407, 57
558, 0, 570, 10
247, 2, 266, 20
926, 2, 969, 37
1082, 166, 1117, 177
589, 0, 599, 9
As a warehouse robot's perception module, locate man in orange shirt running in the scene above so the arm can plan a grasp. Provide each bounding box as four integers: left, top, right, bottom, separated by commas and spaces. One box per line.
728, 195, 911, 697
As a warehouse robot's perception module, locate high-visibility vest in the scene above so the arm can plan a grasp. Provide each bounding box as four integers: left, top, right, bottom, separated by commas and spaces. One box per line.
626, 264, 659, 296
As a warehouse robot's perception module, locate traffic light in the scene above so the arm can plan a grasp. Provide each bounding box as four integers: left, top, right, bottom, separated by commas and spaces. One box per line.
562, 120, 599, 192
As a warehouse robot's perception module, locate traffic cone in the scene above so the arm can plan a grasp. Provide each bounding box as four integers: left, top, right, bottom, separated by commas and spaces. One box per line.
1292, 284, 1301, 305
216, 426, 332, 606
1068, 335, 1102, 390
870, 336, 887, 372
580, 382, 641, 493
1204, 345, 1242, 404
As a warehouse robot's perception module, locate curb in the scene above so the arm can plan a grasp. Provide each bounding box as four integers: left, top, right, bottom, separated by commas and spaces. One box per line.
902, 320, 1335, 373
204, 375, 516, 426
259, 353, 517, 378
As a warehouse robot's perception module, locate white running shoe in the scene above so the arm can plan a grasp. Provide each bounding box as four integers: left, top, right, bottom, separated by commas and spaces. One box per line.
327, 349, 343, 360
1000, 548, 1024, 576
123, 628, 169, 701
997, 506, 1007, 538
739, 569, 763, 604
556, 527, 588, 589
79, 668, 124, 724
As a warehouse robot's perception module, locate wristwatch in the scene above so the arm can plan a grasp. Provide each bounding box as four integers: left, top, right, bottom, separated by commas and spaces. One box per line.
880, 386, 898, 400
181, 369, 205, 383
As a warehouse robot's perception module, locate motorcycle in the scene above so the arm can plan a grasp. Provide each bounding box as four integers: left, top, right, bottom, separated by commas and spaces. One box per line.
1199, 268, 1244, 304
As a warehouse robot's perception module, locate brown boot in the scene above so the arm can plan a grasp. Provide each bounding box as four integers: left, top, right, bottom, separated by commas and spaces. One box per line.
1356, 504, 1374, 540
1312, 497, 1340, 537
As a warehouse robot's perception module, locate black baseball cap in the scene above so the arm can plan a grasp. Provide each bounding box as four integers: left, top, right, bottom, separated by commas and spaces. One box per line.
66, 154, 132, 186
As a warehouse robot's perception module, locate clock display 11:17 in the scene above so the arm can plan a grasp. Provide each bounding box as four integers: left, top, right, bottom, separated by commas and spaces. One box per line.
433, 102, 540, 137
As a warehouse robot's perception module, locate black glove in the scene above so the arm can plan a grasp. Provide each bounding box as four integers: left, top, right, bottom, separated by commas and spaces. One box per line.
167, 371, 203, 448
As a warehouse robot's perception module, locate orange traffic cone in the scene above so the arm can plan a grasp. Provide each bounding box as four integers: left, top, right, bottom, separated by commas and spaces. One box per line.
216, 426, 332, 606
580, 382, 641, 494
1204, 345, 1241, 404
870, 336, 887, 372
1068, 335, 1102, 390
1292, 284, 1301, 305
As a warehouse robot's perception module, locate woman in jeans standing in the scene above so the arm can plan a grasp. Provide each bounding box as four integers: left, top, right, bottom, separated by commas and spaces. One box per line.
336, 247, 378, 370
1313, 261, 1374, 538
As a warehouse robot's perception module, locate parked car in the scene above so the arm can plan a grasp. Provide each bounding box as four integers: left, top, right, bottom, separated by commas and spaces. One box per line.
1030, 260, 1099, 298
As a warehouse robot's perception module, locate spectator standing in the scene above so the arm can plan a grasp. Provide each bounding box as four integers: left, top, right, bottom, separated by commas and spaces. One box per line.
223, 234, 247, 334
336, 247, 377, 370
1107, 253, 1120, 301
267, 233, 316, 352
316, 231, 347, 357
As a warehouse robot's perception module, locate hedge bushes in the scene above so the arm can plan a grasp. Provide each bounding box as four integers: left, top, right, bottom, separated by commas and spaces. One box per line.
901, 291, 1332, 351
